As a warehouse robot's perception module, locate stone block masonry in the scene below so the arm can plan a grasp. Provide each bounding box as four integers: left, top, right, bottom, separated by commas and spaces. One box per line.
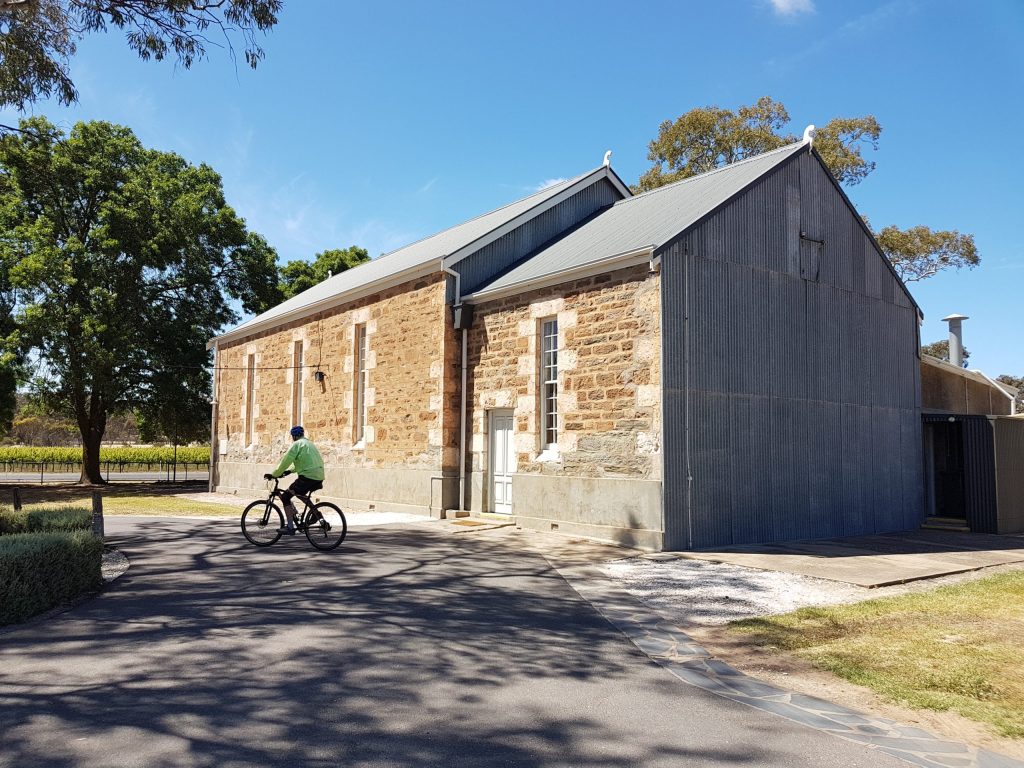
212, 274, 460, 515
466, 264, 663, 546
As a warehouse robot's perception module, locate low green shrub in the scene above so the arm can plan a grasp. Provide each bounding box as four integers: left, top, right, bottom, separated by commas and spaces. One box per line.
0, 506, 92, 535
0, 530, 104, 625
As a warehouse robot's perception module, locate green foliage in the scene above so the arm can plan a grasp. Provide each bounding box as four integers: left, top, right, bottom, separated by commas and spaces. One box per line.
0, 117, 278, 481
279, 246, 371, 301
0, 505, 91, 535
921, 340, 970, 366
0, 0, 281, 111
0, 445, 210, 466
0, 228, 18, 434
876, 225, 979, 283
635, 96, 880, 192
0, 529, 103, 625
636, 97, 977, 283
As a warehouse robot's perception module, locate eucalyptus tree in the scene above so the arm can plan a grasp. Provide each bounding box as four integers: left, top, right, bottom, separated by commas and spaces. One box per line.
0, 117, 281, 483
637, 97, 978, 283
0, 0, 281, 115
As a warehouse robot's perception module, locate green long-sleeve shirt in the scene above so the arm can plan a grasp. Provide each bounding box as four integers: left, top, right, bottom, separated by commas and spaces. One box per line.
271, 437, 325, 481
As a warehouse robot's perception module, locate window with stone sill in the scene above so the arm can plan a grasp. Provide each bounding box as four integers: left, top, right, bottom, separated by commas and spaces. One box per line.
353, 324, 368, 444
291, 340, 304, 427
244, 353, 256, 446
539, 317, 558, 452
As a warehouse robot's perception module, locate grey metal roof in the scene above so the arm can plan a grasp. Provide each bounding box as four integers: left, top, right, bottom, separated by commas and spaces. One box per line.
468, 142, 806, 298
212, 167, 611, 345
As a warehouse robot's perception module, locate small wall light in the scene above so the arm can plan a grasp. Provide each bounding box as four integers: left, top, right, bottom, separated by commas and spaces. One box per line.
314, 370, 326, 384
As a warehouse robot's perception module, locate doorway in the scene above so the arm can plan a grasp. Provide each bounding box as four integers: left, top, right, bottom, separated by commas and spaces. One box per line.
489, 410, 514, 514
924, 420, 966, 520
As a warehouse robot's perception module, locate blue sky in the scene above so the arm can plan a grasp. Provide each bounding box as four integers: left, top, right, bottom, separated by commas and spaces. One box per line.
3, 0, 1022, 375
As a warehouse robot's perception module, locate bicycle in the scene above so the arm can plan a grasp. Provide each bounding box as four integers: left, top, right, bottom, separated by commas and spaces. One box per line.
240, 471, 348, 551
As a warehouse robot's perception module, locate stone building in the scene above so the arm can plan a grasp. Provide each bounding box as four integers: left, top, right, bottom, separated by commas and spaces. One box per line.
209, 136, 925, 550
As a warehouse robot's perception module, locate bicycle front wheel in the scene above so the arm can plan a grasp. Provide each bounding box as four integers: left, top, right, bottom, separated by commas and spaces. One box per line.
304, 502, 347, 551
241, 500, 285, 547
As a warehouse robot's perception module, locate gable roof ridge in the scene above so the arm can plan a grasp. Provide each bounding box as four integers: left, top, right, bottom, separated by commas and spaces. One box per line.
616, 141, 803, 206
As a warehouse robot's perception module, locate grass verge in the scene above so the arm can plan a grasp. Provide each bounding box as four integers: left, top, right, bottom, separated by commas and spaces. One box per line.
26, 495, 238, 517
728, 570, 1024, 739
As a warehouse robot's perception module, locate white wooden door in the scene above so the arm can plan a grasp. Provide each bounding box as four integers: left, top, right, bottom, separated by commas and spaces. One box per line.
489, 410, 515, 514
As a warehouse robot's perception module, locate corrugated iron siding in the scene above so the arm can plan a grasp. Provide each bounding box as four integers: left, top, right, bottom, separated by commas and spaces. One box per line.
961, 416, 997, 533
662, 151, 923, 550
457, 178, 621, 296
994, 417, 1024, 534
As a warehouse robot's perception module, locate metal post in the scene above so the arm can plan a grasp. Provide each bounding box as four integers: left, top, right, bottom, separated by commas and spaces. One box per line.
12, 487, 22, 511
91, 491, 104, 538
942, 313, 969, 368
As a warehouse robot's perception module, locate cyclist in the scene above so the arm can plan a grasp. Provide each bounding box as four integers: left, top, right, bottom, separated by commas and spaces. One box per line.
264, 425, 325, 535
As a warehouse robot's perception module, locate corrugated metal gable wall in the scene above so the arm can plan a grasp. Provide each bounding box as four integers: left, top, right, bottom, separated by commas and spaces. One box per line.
455, 179, 622, 297
662, 150, 923, 550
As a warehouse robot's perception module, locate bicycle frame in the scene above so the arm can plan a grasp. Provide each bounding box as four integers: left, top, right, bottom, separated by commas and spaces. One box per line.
263, 473, 316, 528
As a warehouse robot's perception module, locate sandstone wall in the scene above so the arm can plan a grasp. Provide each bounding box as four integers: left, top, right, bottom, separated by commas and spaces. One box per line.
212, 273, 459, 513
465, 264, 663, 547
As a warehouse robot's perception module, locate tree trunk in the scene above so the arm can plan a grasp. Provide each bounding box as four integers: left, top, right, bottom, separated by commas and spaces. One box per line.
77, 391, 107, 485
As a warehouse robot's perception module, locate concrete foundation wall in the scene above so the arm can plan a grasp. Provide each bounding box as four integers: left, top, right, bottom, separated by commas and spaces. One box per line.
511, 474, 663, 550
215, 461, 456, 516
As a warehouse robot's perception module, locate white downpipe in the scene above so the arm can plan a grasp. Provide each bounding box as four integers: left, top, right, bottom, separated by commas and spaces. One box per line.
460, 327, 468, 510
442, 261, 468, 513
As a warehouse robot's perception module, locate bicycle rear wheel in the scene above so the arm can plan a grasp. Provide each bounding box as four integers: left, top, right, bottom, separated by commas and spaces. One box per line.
241, 500, 285, 547
304, 502, 347, 551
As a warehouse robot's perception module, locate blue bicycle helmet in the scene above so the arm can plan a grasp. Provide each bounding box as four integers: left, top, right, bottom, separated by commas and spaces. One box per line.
290, 425, 305, 439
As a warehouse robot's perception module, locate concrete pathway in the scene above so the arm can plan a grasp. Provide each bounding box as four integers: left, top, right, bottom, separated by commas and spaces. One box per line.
676, 531, 1024, 587
2, 516, 916, 768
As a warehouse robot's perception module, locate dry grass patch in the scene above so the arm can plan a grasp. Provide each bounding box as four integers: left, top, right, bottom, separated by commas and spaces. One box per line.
728, 570, 1024, 739
28, 496, 235, 517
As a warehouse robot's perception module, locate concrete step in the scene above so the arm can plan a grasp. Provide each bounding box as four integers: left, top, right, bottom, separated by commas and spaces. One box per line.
922, 516, 971, 532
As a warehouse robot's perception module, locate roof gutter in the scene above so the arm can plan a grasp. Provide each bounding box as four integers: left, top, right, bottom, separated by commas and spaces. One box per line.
464, 245, 657, 305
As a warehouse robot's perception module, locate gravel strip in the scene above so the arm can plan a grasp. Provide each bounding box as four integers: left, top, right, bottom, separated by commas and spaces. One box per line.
102, 548, 130, 583
599, 557, 1024, 627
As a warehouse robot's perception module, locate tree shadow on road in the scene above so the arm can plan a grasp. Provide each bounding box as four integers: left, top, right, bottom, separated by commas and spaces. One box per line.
0, 521, 819, 767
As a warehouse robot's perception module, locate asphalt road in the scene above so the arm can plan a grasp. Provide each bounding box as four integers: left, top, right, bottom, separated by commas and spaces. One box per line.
0, 517, 908, 767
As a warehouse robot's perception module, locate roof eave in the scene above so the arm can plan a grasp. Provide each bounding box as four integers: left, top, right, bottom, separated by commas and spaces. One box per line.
207, 259, 439, 349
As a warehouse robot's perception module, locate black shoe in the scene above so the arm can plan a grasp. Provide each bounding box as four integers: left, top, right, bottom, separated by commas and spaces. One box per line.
277, 526, 296, 536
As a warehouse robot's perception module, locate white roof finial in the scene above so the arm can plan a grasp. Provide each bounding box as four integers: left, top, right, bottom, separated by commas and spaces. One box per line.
603, 150, 612, 167
802, 124, 816, 147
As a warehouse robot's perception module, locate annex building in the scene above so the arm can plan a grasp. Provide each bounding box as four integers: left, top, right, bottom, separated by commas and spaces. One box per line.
208, 136, 924, 551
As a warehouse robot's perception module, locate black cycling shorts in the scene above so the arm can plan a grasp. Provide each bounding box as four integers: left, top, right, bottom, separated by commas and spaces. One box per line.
282, 475, 324, 502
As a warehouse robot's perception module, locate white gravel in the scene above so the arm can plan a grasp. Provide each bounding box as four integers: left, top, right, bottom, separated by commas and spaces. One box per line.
600, 557, 879, 626
600, 556, 1024, 627
173, 491, 427, 527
